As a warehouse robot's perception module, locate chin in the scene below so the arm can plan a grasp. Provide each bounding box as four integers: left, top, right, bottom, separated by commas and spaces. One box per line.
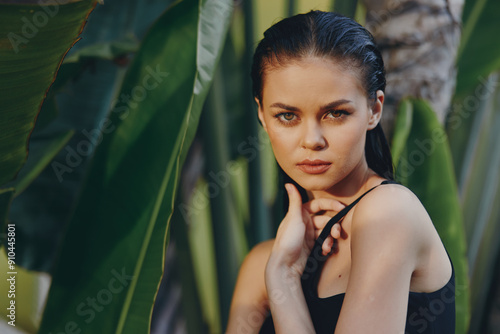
292, 175, 336, 192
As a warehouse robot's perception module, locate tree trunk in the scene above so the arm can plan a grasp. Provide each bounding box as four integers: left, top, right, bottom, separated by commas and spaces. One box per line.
363, 0, 464, 139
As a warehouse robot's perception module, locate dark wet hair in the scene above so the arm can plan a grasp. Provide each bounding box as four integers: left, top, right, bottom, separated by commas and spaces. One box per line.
251, 10, 394, 185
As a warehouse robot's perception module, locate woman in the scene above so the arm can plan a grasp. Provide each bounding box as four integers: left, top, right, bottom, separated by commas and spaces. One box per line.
226, 11, 455, 334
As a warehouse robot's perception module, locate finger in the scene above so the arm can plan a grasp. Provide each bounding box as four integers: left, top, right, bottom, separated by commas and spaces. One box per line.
331, 223, 341, 239
311, 215, 331, 231
303, 198, 346, 215
322, 236, 334, 255
285, 183, 303, 217
315, 221, 342, 240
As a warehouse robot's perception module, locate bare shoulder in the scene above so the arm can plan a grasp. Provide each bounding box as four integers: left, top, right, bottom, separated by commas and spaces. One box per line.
352, 182, 431, 237
226, 239, 274, 333
350, 182, 452, 291
348, 183, 423, 269
333, 183, 434, 333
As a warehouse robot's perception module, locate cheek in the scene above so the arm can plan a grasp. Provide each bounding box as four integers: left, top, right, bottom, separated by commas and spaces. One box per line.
340, 126, 367, 158
326, 123, 367, 160
267, 129, 300, 166
268, 131, 293, 154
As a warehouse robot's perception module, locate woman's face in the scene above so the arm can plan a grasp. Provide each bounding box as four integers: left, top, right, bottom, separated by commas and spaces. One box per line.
257, 56, 384, 194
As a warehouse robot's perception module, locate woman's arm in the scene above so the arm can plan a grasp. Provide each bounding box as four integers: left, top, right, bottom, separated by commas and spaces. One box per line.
334, 185, 420, 333
265, 183, 424, 334
227, 183, 345, 333
226, 240, 274, 334
263, 183, 318, 333
265, 255, 316, 333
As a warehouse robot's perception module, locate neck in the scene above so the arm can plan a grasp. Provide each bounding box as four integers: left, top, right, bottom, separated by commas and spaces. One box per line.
306, 160, 383, 205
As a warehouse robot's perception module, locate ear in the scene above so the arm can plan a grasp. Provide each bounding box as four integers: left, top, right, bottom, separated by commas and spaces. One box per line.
256, 97, 268, 132
367, 90, 384, 130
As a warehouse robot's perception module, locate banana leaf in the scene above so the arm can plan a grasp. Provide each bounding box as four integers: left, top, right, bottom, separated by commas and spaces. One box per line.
38, 0, 233, 332
199, 67, 249, 327
455, 73, 500, 334
392, 98, 470, 334
0, 0, 97, 257
455, 0, 500, 96
8, 0, 175, 273
0, 130, 73, 241
179, 177, 220, 334
5, 131, 74, 196
0, 0, 97, 188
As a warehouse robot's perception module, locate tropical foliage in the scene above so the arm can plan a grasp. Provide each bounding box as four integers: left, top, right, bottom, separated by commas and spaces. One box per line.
0, 0, 233, 332
1, 0, 499, 333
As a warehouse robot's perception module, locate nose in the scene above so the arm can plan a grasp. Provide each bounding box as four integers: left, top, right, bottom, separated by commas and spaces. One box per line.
300, 121, 326, 150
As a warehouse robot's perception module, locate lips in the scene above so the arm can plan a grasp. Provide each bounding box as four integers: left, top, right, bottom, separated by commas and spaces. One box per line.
296, 159, 332, 174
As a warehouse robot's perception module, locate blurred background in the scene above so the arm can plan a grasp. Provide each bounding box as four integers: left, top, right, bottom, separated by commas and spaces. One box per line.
0, 0, 499, 333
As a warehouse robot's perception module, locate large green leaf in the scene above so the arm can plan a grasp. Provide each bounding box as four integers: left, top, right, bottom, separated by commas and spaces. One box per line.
38, 0, 233, 332
3, 131, 74, 197
454, 73, 500, 334
455, 0, 500, 96
8, 0, 175, 273
0, 0, 97, 187
199, 68, 249, 327
0, 130, 73, 244
392, 98, 470, 334
390, 99, 413, 166
63, 35, 139, 64
176, 178, 219, 334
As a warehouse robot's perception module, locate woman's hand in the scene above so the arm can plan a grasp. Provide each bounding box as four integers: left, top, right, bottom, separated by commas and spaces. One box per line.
263, 183, 346, 334
267, 183, 346, 278
267, 183, 315, 278
303, 197, 347, 256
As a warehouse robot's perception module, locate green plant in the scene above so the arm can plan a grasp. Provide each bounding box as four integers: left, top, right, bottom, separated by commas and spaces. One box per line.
1, 0, 233, 333
0, 2, 97, 331
392, 98, 470, 333
37, 0, 233, 332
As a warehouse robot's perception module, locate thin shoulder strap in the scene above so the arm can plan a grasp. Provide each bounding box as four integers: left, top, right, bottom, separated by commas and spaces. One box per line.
316, 180, 398, 246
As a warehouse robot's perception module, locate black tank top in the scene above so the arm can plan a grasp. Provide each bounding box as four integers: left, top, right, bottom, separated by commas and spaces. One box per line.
259, 180, 455, 333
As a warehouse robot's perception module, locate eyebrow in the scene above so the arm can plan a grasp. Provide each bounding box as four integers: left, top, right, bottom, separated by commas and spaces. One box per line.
269, 99, 352, 111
